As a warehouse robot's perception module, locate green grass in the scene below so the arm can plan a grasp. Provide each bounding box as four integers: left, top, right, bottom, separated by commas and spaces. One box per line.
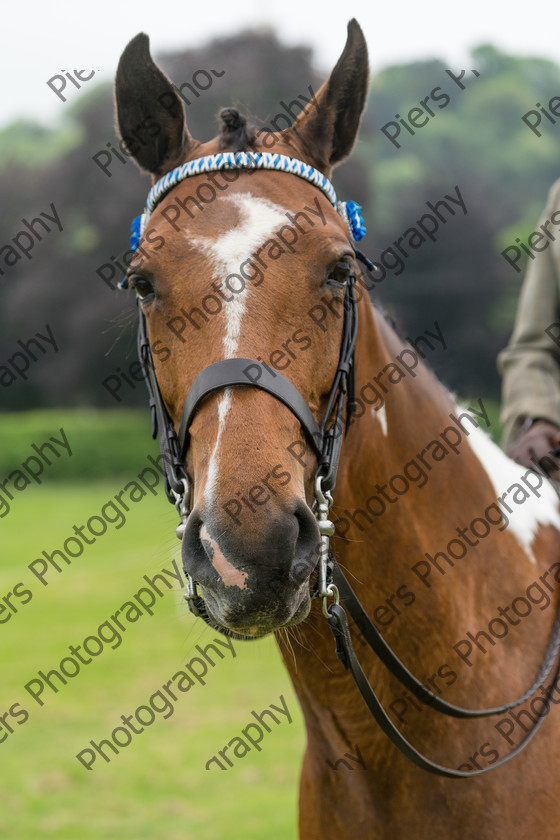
0, 401, 506, 840
0, 476, 304, 839
0, 400, 503, 485
0, 409, 158, 481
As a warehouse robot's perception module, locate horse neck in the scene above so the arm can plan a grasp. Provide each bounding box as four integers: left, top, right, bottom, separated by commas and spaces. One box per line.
280, 293, 559, 712
334, 295, 545, 633
336, 294, 459, 537
275, 294, 560, 835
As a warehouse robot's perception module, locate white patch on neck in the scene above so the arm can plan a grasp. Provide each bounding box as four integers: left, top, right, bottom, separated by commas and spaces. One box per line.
374, 404, 388, 437
191, 193, 288, 508
462, 413, 560, 563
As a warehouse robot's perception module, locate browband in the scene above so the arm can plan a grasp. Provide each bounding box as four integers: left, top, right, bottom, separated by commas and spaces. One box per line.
128, 150, 366, 253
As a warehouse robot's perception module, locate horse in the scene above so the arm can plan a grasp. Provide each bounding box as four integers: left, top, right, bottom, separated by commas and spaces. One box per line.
115, 20, 560, 839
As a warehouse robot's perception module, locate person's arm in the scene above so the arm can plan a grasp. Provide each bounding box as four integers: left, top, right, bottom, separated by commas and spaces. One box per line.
498, 179, 560, 474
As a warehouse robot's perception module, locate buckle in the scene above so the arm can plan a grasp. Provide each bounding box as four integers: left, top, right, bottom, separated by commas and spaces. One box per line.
313, 474, 337, 617
172, 477, 191, 539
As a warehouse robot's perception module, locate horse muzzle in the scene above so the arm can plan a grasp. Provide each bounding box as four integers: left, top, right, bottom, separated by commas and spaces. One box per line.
180, 497, 321, 636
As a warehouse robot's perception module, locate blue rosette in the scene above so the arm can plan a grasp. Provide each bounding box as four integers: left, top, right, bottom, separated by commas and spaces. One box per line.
342, 200, 366, 242
130, 215, 143, 252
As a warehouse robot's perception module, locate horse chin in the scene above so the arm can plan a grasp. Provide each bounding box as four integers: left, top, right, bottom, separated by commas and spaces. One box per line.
199, 585, 312, 640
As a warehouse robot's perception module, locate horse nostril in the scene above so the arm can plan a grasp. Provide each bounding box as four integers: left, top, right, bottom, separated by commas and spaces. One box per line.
182, 510, 252, 591
291, 499, 322, 584
182, 499, 320, 593
291, 558, 313, 581
181, 510, 220, 589
199, 523, 213, 562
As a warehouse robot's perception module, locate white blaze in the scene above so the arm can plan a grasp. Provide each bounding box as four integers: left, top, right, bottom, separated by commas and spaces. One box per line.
190, 193, 288, 508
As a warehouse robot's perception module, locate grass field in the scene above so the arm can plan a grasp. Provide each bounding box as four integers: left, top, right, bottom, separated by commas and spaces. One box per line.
0, 412, 305, 840
0, 400, 504, 839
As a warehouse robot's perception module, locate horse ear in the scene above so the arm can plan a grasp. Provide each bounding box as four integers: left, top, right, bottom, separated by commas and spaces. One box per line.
115, 32, 194, 177
289, 19, 369, 171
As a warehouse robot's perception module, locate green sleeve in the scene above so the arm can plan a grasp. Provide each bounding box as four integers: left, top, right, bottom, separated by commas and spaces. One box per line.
498, 178, 560, 447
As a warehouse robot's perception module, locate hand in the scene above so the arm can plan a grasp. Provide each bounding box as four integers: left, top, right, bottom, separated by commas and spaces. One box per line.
507, 420, 560, 478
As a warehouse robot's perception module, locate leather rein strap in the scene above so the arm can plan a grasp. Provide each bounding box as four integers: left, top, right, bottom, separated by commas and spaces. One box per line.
327, 600, 560, 778
332, 561, 560, 720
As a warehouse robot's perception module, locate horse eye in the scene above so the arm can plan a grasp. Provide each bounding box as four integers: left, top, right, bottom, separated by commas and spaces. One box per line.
130, 275, 154, 299
327, 259, 353, 287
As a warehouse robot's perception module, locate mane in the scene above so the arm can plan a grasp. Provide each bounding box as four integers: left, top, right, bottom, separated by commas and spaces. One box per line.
373, 299, 403, 339
369, 289, 457, 400
218, 107, 258, 151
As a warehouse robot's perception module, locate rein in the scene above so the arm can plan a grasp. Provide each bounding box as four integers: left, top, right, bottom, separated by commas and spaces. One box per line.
125, 151, 560, 779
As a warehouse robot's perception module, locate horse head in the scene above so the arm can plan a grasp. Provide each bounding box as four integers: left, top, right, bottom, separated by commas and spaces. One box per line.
115, 21, 369, 639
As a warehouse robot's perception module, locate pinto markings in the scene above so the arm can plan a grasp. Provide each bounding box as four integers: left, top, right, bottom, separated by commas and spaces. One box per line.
465, 417, 560, 563
375, 404, 388, 437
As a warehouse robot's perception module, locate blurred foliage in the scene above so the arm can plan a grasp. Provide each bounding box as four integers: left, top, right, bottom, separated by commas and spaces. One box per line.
0, 409, 157, 480
0, 119, 83, 168
365, 44, 560, 399
0, 30, 559, 411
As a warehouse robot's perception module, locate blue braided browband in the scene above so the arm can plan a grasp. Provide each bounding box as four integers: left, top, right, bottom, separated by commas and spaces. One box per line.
130, 151, 366, 249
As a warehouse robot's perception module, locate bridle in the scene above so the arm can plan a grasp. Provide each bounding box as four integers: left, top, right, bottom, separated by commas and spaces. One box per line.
124, 150, 366, 621
123, 149, 560, 779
